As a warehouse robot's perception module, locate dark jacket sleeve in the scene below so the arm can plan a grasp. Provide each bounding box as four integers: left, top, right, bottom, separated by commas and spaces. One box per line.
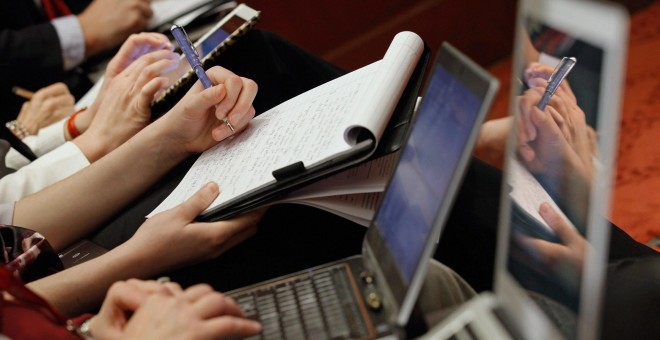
0, 2, 68, 119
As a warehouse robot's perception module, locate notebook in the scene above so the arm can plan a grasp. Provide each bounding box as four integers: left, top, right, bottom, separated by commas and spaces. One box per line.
225, 41, 499, 339
421, 0, 628, 339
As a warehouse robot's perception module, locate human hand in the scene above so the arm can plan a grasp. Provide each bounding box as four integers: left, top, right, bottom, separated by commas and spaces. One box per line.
523, 62, 597, 167
87, 279, 174, 339
126, 182, 263, 273
153, 66, 258, 154
73, 49, 179, 162
89, 280, 262, 339
519, 203, 586, 277
76, 33, 175, 134
16, 83, 74, 135
77, 0, 153, 58
516, 87, 594, 186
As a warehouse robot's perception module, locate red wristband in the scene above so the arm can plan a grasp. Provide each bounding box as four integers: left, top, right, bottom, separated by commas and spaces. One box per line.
67, 108, 85, 139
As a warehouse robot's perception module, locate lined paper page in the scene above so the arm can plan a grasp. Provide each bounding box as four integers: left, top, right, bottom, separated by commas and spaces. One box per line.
149, 32, 423, 217
509, 159, 573, 232
279, 192, 383, 227
345, 31, 423, 143
149, 63, 379, 216
284, 152, 397, 200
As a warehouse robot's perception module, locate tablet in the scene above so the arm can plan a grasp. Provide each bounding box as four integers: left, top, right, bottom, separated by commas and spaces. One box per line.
153, 4, 260, 105
74, 4, 260, 111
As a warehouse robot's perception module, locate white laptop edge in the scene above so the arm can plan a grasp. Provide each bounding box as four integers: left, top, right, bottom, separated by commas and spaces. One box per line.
494, 1, 629, 339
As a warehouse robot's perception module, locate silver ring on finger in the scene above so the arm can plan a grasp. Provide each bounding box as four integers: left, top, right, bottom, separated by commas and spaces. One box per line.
223, 118, 236, 135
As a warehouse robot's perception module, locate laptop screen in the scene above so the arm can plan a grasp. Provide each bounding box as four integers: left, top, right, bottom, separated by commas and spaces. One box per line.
495, 0, 628, 339
375, 61, 482, 282
367, 42, 498, 325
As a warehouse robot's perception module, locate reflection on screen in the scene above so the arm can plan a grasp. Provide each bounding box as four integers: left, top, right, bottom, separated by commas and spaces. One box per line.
505, 16, 605, 339
374, 65, 480, 283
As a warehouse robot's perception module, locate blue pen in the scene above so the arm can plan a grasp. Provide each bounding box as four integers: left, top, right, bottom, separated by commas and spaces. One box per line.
171, 24, 214, 89
171, 24, 236, 135
537, 56, 577, 110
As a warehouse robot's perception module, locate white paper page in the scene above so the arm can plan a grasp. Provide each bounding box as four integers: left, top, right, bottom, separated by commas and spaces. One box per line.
149, 0, 215, 30
280, 192, 382, 227
149, 62, 378, 216
149, 32, 423, 217
509, 158, 573, 232
285, 152, 397, 200
345, 31, 423, 143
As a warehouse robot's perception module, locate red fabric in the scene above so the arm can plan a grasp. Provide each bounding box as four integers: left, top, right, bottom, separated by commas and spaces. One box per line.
41, 0, 72, 20
0, 265, 92, 339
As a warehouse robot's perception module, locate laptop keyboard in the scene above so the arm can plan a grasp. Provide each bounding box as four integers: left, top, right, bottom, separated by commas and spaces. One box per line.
233, 266, 371, 339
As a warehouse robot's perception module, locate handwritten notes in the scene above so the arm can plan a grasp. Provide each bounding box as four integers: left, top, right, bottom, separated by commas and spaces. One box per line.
149, 32, 423, 218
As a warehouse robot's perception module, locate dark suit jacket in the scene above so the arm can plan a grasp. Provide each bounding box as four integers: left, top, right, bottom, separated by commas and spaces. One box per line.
0, 0, 91, 120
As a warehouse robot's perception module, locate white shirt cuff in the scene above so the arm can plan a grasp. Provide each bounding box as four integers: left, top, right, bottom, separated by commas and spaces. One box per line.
51, 15, 85, 70
5, 118, 68, 169
0, 142, 90, 203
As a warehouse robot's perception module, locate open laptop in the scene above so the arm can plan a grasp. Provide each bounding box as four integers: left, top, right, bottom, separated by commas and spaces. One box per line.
421, 0, 628, 339
226, 41, 499, 339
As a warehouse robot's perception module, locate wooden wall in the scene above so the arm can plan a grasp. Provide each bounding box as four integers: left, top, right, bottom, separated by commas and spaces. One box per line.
243, 0, 518, 72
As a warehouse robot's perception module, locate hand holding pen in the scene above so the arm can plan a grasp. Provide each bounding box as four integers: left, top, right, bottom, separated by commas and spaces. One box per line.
171, 24, 238, 135
536, 57, 576, 110
517, 58, 597, 179
168, 24, 257, 144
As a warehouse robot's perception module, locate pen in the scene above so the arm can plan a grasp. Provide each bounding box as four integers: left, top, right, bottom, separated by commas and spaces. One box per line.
12, 86, 34, 100
171, 24, 236, 135
170, 24, 214, 89
537, 56, 577, 111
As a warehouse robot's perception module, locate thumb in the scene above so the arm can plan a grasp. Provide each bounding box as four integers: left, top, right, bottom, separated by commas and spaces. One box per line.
539, 203, 578, 244
177, 182, 220, 222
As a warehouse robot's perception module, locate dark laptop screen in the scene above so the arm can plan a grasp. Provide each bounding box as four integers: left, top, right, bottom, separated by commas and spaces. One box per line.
374, 64, 481, 282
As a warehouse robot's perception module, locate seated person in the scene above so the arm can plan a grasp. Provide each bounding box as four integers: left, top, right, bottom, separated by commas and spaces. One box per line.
3, 64, 260, 316
2, 253, 478, 339
0, 270, 263, 339
1, 33, 178, 202
0, 0, 153, 118
7, 82, 76, 140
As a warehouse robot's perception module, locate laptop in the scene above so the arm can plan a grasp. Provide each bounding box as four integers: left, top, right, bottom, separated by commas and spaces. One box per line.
420, 0, 628, 339
226, 41, 499, 339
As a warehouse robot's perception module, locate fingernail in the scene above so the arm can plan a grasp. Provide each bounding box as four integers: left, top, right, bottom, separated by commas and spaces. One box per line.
205, 182, 219, 195
248, 320, 262, 332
